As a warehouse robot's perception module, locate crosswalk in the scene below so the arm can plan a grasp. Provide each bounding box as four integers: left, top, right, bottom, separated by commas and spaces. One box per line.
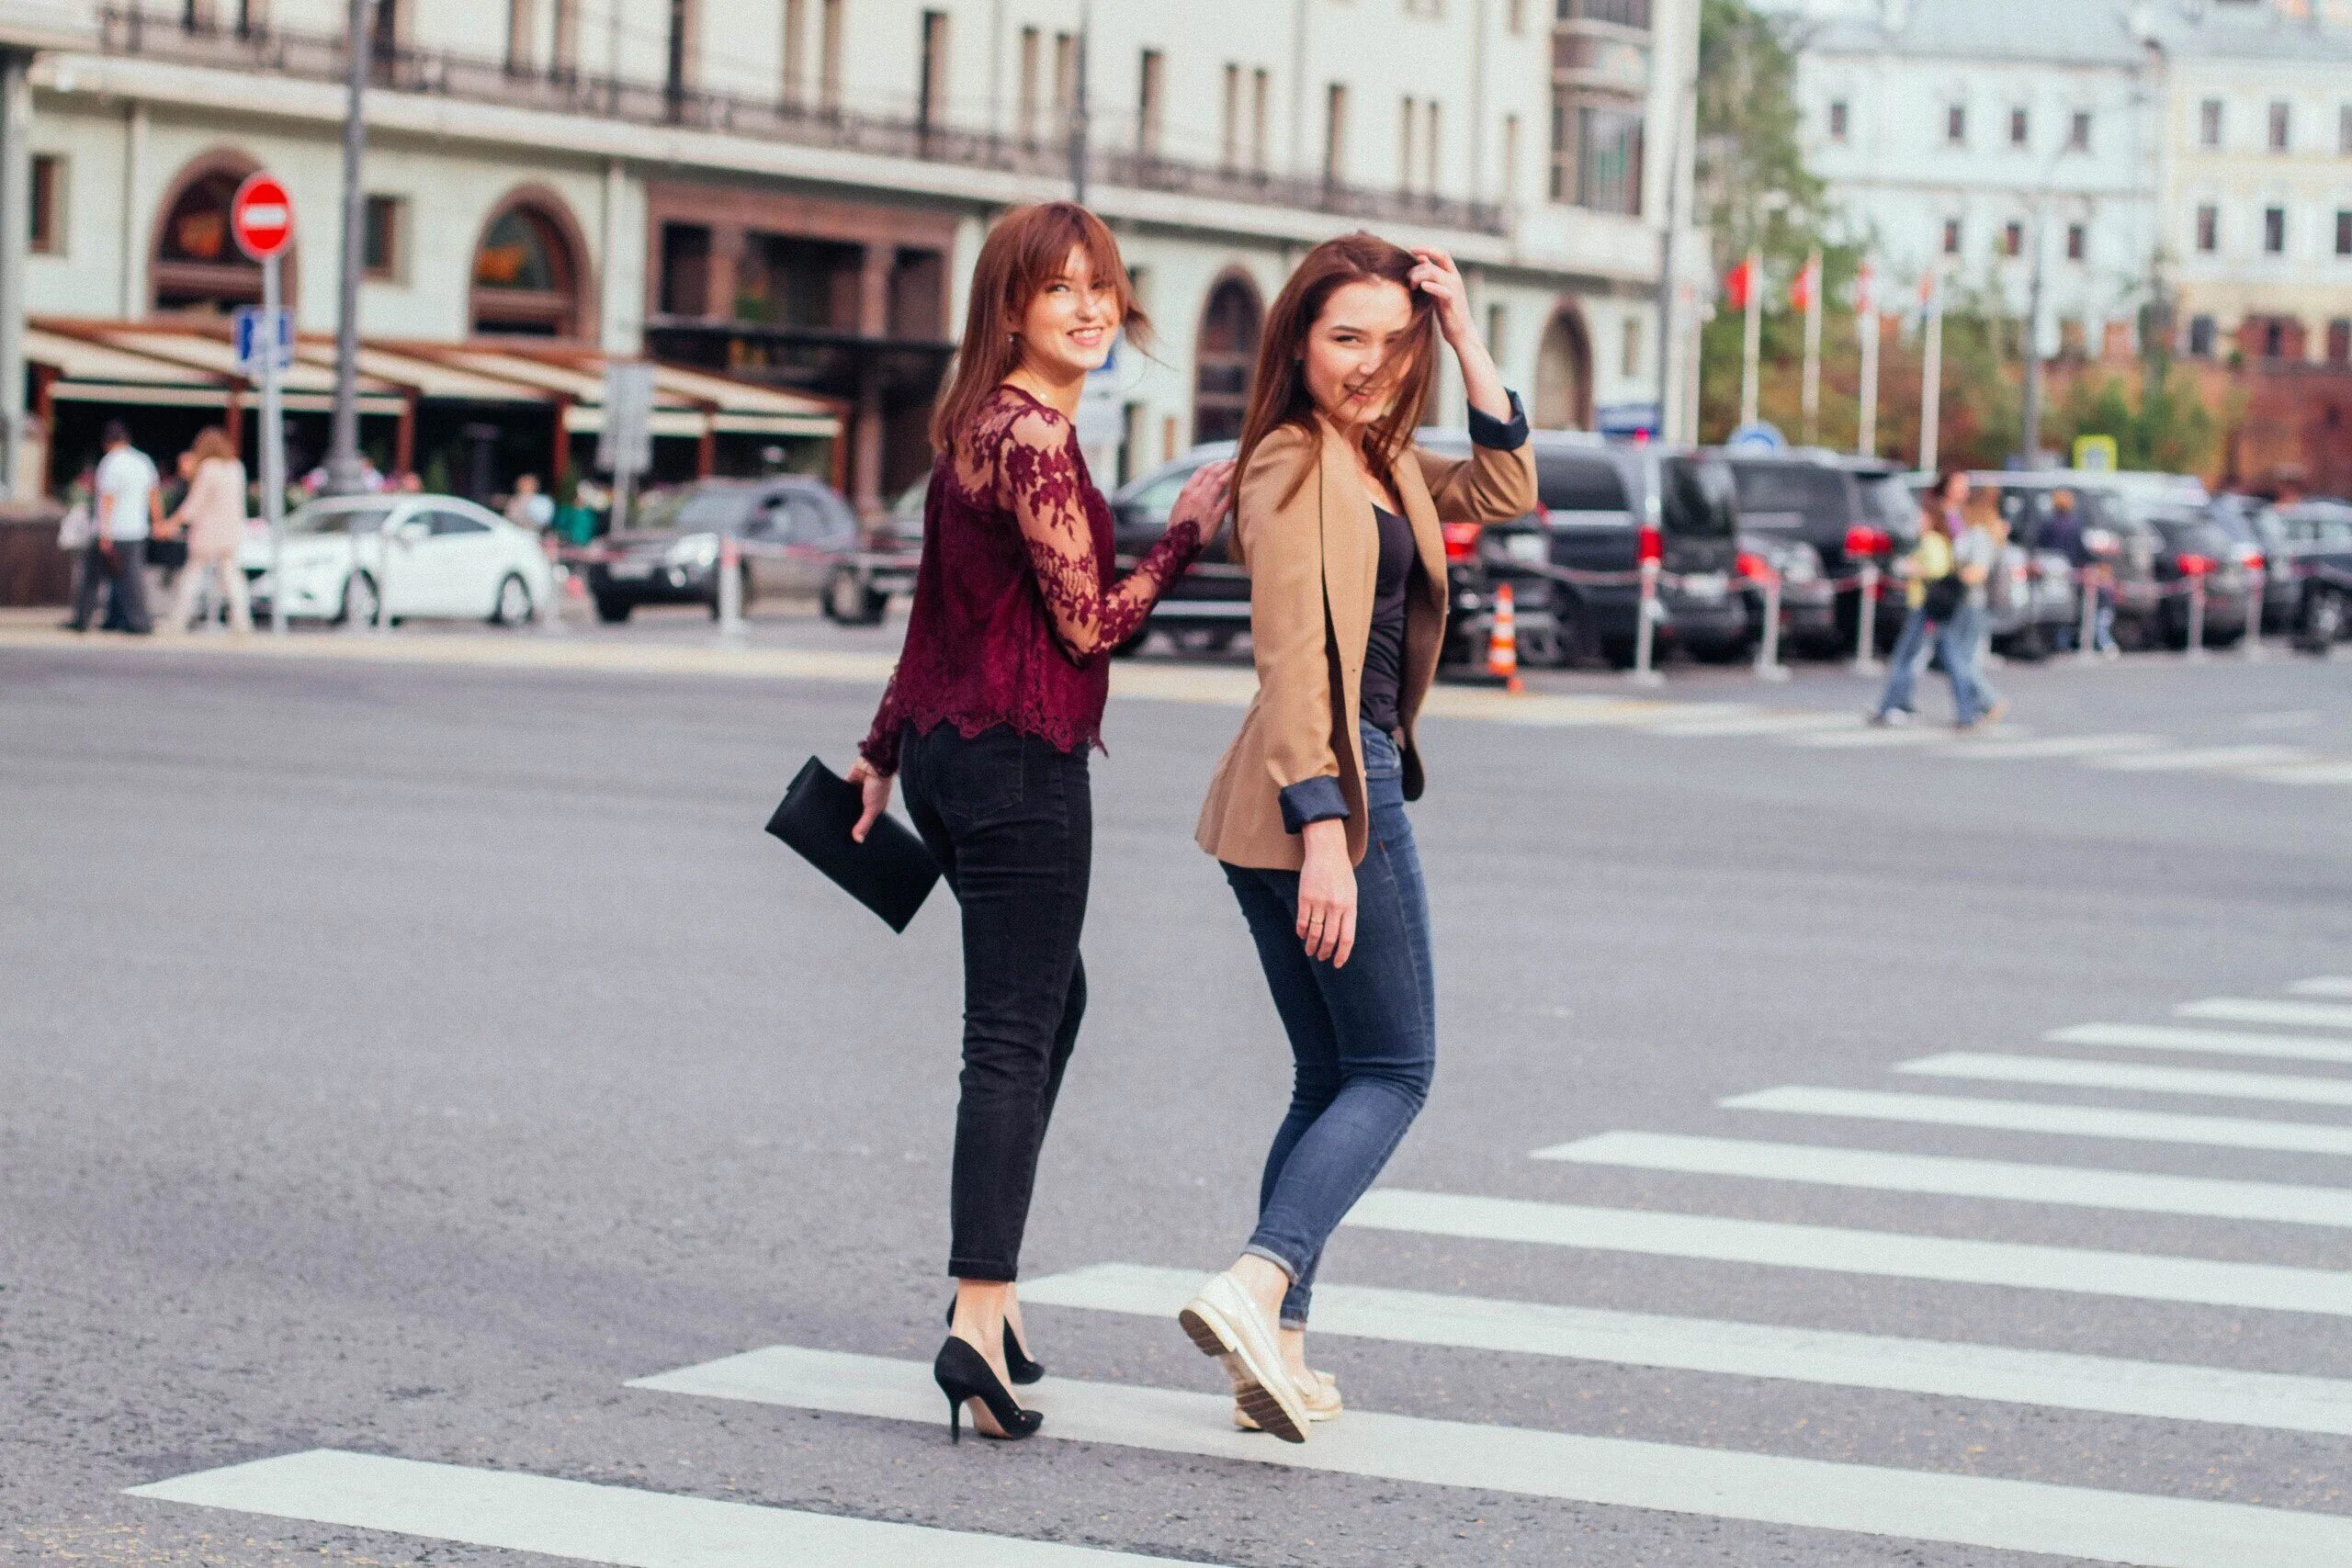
131, 976, 2352, 1564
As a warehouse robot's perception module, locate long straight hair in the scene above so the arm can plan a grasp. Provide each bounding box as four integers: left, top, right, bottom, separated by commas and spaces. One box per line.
929, 201, 1150, 458
1229, 232, 1438, 536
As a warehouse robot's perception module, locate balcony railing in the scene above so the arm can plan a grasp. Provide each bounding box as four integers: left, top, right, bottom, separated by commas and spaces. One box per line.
95, 8, 1505, 236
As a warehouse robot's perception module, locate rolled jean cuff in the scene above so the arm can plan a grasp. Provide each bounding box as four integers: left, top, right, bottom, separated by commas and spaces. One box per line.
947, 1257, 1017, 1282
1278, 775, 1349, 833
1241, 1240, 1302, 1284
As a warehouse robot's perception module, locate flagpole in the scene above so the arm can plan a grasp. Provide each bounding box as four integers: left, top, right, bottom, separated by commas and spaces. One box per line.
1919, 273, 1945, 473
1799, 248, 1822, 446
1856, 259, 1880, 458
1739, 246, 1762, 430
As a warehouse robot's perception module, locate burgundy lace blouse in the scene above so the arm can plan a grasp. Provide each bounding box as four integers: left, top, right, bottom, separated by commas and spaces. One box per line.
859, 385, 1204, 773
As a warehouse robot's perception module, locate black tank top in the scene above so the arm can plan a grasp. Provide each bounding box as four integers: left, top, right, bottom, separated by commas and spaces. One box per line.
1361, 504, 1415, 735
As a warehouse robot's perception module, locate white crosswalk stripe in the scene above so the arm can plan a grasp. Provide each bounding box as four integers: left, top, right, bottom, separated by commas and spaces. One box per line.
1934, 732, 2166, 761
1537, 1129, 2352, 1226
1644, 711, 1862, 738
1791, 724, 1984, 749
628, 1345, 2352, 1568
1897, 1050, 2352, 1108
2089, 744, 2312, 773
1725, 1084, 2352, 1156
2049, 1021, 2352, 1066
1019, 1262, 2352, 1436
2180, 997, 2352, 1030
2292, 977, 2352, 998
1341, 1190, 2352, 1314
130, 1450, 1200, 1565
2250, 761, 2352, 785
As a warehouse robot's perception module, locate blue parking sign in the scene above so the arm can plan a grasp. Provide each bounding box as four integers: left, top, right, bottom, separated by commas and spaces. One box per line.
232, 306, 294, 378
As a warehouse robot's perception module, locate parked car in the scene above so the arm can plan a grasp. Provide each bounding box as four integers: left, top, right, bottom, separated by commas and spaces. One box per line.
820, 479, 924, 626
585, 477, 859, 623
1107, 437, 1562, 667
1942, 474, 2091, 658
2273, 500, 2352, 649
2209, 494, 2300, 633
1736, 530, 1838, 653
1490, 434, 1747, 666
241, 493, 554, 627
1719, 450, 1917, 654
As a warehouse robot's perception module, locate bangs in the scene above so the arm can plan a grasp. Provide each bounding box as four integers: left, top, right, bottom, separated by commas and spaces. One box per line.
1002, 203, 1151, 350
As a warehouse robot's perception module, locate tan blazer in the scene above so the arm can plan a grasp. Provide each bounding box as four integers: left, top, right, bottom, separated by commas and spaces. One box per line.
1195, 415, 1537, 870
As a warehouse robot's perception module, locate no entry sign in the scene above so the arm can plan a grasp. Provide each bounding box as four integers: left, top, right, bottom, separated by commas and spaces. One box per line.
230, 174, 294, 260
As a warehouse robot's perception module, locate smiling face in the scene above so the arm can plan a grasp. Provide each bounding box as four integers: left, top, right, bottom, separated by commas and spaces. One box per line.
1014, 246, 1121, 382
1301, 276, 1419, 435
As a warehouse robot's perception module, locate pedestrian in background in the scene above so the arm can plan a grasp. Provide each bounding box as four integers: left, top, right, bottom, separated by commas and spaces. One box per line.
1182, 233, 1535, 1444
1870, 468, 1974, 728
163, 427, 253, 635
845, 201, 1231, 1446
1952, 489, 2010, 728
504, 472, 555, 535
66, 423, 160, 635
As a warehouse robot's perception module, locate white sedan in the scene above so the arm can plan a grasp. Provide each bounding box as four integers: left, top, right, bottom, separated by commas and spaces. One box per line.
243, 494, 556, 626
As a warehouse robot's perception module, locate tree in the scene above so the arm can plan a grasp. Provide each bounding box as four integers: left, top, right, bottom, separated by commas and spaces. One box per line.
2052, 358, 2223, 476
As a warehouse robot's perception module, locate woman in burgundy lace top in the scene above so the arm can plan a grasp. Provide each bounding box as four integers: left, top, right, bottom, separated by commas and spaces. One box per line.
846, 202, 1232, 1442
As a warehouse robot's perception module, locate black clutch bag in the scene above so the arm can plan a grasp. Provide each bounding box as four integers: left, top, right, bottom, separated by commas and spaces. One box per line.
764, 756, 940, 933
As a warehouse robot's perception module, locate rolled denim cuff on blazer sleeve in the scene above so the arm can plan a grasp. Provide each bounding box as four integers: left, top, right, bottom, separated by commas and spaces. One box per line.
1468, 390, 1531, 451
1278, 775, 1351, 833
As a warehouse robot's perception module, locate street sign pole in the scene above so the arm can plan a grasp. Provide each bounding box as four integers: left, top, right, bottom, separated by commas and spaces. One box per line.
260, 252, 288, 637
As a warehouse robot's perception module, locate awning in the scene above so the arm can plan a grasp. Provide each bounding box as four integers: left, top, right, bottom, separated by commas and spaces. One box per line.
28, 324, 406, 414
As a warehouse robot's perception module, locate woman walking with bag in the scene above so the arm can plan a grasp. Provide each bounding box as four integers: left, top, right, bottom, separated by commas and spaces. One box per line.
846, 201, 1232, 1444
163, 428, 254, 634
1179, 233, 1534, 1442
1870, 468, 1978, 728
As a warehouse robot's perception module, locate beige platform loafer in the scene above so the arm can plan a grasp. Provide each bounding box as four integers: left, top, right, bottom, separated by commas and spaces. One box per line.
1236, 1368, 1340, 1431
1179, 1271, 1310, 1443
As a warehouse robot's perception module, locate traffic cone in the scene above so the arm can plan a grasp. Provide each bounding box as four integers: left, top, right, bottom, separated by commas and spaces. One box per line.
1487, 582, 1523, 694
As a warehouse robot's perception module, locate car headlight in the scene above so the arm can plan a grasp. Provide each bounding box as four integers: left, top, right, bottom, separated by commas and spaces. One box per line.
667, 534, 720, 569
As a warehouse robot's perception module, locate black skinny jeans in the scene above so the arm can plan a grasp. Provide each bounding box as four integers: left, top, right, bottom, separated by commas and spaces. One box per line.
897, 722, 1091, 1281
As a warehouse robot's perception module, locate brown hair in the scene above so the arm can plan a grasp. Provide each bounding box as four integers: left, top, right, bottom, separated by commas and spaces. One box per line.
190, 426, 235, 465
1920, 467, 1968, 537
1230, 232, 1437, 530
929, 202, 1148, 457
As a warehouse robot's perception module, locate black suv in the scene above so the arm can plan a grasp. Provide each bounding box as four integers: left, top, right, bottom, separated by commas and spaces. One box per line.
1720, 450, 1918, 654
1108, 438, 1561, 666
587, 478, 859, 623
2278, 501, 2352, 649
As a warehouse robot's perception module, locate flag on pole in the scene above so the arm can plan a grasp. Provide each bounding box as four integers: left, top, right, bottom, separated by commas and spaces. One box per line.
1853, 259, 1876, 316
1788, 254, 1819, 313
1723, 255, 1755, 311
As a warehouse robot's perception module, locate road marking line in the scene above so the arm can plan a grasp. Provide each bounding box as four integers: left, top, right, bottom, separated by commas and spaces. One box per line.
1644, 712, 1862, 738
1792, 725, 1981, 749
1021, 1261, 2352, 1437
2089, 745, 2312, 773
129, 1450, 1196, 1565
2292, 978, 2352, 998
1344, 1190, 2352, 1314
2051, 1021, 2352, 1066
630, 1345, 2352, 1568
1725, 1085, 2352, 1157
1539, 1130, 2352, 1227
1934, 733, 2165, 761
1899, 1051, 2352, 1109
2247, 761, 2352, 785
2180, 998, 2352, 1031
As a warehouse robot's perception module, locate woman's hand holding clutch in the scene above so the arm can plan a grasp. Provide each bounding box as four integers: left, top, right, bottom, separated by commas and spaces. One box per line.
847, 757, 896, 844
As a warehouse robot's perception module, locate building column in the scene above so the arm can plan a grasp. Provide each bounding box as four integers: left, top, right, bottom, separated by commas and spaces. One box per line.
120, 101, 147, 322
704, 223, 746, 324
0, 50, 30, 498
851, 242, 891, 519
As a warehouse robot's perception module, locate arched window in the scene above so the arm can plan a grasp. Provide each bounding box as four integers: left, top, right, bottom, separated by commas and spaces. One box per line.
1192, 273, 1262, 446
469, 193, 590, 339
153, 156, 279, 316
1534, 302, 1594, 432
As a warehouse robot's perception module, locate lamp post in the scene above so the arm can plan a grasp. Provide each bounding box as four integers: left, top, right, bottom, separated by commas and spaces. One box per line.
2018, 140, 2082, 471
325, 0, 374, 495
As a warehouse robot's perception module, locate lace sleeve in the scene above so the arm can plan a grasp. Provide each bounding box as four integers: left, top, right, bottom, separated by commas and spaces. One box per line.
1001, 408, 1202, 662
858, 665, 906, 774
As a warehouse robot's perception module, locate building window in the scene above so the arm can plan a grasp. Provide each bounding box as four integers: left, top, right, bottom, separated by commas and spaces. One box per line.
1500, 112, 1521, 203
1827, 99, 1849, 142
1250, 68, 1271, 175
782, 0, 806, 105
1423, 99, 1442, 194
1018, 28, 1041, 145
1941, 216, 1962, 255
1220, 62, 1240, 168
2342, 103, 2352, 155
1193, 274, 1263, 445
819, 0, 842, 114
1621, 315, 1642, 379
1945, 103, 1967, 146
2069, 110, 2091, 152
1486, 300, 1507, 357
470, 194, 586, 338
2262, 317, 2289, 360
1399, 96, 1418, 190
1509, 0, 1527, 32
2066, 222, 2086, 262
362, 194, 403, 281
2008, 107, 2029, 148
2187, 314, 2216, 357
2269, 100, 2290, 152
1136, 48, 1164, 158
1053, 32, 1078, 136
154, 161, 268, 314
2196, 203, 2218, 254
659, 222, 710, 316
917, 11, 948, 133
28, 152, 61, 255
2266, 206, 2286, 254
2338, 209, 2352, 256
1552, 91, 1645, 215
2199, 98, 2222, 149
2001, 220, 2024, 257
1325, 82, 1349, 186
2329, 319, 2352, 367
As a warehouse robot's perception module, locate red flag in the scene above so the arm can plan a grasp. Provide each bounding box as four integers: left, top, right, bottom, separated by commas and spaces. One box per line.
1723, 256, 1754, 311
1853, 260, 1876, 316
1789, 254, 1819, 312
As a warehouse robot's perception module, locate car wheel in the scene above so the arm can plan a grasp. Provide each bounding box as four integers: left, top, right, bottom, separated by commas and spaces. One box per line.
594, 594, 633, 624
336, 571, 379, 627
822, 566, 888, 626
1553, 590, 1601, 668
2301, 587, 2346, 652
491, 572, 533, 627
2002, 625, 2048, 662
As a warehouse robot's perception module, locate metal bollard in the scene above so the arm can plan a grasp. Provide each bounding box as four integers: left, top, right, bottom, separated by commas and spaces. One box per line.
373, 524, 397, 636
1628, 558, 1665, 687
2076, 569, 2100, 663
2184, 572, 2206, 662
1850, 560, 1880, 671
539, 539, 568, 636
2243, 565, 2267, 661
717, 532, 746, 644
1753, 570, 1790, 682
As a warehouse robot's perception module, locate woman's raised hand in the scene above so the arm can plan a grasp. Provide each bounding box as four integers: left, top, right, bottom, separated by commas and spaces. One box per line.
1295, 818, 1357, 968
846, 757, 896, 843
1408, 248, 1476, 349
1170, 458, 1236, 548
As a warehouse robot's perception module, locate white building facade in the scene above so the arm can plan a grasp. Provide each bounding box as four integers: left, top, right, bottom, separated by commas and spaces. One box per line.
6, 0, 1701, 508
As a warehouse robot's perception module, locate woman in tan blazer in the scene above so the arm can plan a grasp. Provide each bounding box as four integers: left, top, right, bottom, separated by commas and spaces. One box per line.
1178, 233, 1535, 1442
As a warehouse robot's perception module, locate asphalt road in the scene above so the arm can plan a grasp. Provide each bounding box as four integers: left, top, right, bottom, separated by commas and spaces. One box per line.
5, 634, 2351, 1566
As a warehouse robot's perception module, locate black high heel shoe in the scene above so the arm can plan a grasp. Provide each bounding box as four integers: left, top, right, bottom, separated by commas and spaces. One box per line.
944, 1302, 1045, 1384
933, 1336, 1043, 1444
